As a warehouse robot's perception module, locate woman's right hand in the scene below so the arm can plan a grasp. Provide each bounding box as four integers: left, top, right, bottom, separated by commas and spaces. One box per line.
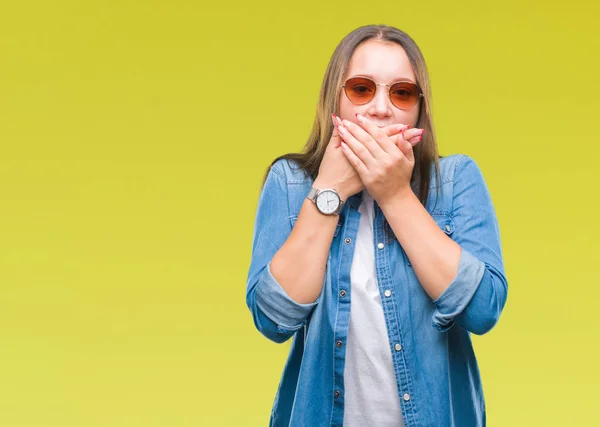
314, 114, 411, 201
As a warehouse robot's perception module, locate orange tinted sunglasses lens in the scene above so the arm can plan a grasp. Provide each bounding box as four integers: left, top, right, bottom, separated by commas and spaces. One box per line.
343, 77, 376, 105
389, 81, 421, 109
344, 77, 421, 110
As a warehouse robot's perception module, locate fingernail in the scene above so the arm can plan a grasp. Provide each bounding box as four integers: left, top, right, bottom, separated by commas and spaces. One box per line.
331, 114, 336, 128
355, 113, 365, 123
421, 129, 425, 135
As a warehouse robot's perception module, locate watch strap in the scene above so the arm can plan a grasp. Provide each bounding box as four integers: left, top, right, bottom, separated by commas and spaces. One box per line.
333, 199, 345, 215
307, 187, 319, 202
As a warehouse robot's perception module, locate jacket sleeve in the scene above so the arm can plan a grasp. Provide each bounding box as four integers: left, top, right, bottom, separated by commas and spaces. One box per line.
246, 161, 320, 343
431, 155, 508, 335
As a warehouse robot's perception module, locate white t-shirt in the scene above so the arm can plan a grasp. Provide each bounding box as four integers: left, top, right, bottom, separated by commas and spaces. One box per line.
343, 189, 405, 427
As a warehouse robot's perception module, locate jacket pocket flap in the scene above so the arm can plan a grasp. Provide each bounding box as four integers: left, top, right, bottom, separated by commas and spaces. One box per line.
433, 214, 455, 235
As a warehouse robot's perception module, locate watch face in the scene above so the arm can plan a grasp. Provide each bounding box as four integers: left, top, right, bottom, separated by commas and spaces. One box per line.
315, 190, 340, 214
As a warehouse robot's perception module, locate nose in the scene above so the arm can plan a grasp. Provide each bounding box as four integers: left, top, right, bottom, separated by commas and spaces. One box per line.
367, 84, 392, 118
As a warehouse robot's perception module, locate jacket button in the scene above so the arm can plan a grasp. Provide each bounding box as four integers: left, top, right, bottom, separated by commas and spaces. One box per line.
403, 393, 410, 401
344, 238, 352, 244
394, 343, 402, 351
384, 289, 392, 297
377, 242, 384, 249
334, 390, 341, 398
445, 225, 451, 232
339, 290, 347, 297
336, 340, 343, 348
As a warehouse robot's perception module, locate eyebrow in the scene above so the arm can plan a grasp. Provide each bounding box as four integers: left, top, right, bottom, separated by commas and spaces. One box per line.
350, 73, 416, 85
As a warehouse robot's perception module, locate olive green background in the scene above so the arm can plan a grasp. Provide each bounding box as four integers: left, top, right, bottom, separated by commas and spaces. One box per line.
1, 1, 598, 425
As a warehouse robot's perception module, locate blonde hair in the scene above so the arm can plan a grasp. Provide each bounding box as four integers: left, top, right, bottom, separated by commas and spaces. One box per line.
262, 24, 442, 207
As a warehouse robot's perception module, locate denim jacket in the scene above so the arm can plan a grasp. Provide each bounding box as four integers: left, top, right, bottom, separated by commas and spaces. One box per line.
246, 154, 508, 427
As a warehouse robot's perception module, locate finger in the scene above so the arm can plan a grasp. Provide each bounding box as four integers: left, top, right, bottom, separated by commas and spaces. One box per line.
354, 114, 398, 155
341, 118, 387, 160
331, 114, 339, 137
335, 115, 343, 127
408, 135, 422, 146
392, 131, 413, 154
338, 122, 376, 168
384, 123, 410, 137
399, 132, 420, 162
340, 141, 369, 177
403, 128, 425, 142
393, 129, 423, 153
330, 113, 342, 148
384, 123, 412, 154
334, 115, 345, 148
388, 132, 415, 163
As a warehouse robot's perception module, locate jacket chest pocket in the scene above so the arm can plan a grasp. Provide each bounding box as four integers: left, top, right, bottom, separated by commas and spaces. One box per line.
405, 214, 455, 267
289, 214, 343, 237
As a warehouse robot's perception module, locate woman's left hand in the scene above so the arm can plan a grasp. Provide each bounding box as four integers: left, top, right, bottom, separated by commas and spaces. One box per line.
337, 113, 423, 205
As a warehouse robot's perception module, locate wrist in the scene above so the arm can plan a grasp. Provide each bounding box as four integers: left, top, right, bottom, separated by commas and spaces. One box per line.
312, 179, 348, 201
379, 187, 416, 211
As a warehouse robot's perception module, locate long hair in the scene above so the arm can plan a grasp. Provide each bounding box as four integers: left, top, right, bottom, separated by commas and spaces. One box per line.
261, 24, 442, 207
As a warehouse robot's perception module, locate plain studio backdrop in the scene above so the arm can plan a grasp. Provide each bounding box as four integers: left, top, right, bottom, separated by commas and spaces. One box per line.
0, 1, 598, 426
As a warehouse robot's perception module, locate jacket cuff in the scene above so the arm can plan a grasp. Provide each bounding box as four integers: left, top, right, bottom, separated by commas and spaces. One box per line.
255, 260, 320, 330
431, 248, 486, 332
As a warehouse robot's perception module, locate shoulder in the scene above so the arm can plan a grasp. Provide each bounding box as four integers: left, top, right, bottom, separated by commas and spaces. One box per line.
265, 159, 315, 216
269, 158, 312, 184
437, 154, 484, 186
439, 154, 493, 211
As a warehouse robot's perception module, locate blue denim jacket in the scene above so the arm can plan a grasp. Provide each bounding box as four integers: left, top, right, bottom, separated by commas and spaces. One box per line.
246, 154, 508, 427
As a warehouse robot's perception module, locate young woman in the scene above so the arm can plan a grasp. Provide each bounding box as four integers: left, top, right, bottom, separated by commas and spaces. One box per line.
246, 24, 508, 427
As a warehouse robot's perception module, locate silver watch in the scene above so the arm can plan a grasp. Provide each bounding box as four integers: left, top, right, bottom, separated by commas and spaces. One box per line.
306, 187, 345, 215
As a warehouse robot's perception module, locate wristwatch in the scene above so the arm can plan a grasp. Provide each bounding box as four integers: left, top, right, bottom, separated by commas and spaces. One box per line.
306, 186, 345, 216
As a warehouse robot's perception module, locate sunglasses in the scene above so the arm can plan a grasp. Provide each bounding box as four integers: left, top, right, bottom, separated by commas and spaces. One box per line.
342, 76, 423, 110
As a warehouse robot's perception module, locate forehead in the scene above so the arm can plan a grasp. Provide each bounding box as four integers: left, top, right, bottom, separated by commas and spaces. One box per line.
345, 40, 415, 83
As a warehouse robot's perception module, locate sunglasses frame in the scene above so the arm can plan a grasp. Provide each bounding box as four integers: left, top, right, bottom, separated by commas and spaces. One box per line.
341, 76, 424, 110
